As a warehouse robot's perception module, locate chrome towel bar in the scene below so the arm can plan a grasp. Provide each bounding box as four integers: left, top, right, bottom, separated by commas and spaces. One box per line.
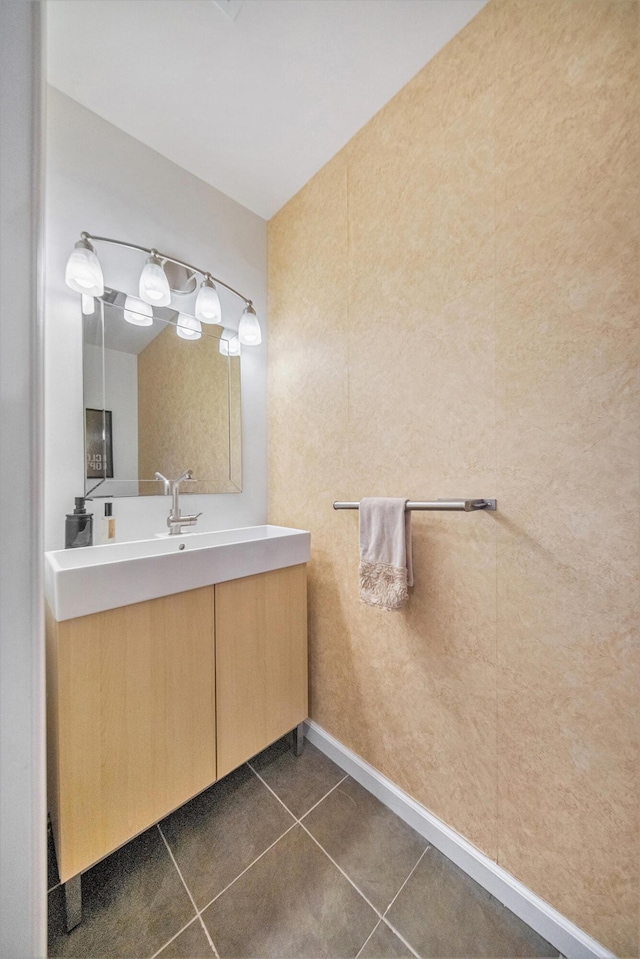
333, 499, 497, 512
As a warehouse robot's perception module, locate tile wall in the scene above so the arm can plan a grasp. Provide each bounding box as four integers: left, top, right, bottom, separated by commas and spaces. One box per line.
267, 2, 639, 953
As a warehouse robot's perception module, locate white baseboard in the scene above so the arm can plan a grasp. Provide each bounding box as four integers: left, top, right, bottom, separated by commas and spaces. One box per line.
304, 720, 616, 959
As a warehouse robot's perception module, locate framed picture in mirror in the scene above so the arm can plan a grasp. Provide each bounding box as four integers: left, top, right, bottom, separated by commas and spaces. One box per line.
86, 408, 114, 479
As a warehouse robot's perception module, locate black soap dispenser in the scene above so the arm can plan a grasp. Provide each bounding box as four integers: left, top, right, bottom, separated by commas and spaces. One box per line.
65, 497, 93, 549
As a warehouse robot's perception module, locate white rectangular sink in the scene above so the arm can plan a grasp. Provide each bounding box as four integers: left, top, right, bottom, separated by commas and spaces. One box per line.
45, 525, 311, 621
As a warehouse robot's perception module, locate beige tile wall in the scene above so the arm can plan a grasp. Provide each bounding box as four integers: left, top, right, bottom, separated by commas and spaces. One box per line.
268, 2, 639, 952
137, 324, 241, 493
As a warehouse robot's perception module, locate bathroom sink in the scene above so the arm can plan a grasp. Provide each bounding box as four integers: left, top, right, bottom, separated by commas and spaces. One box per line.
45, 525, 311, 621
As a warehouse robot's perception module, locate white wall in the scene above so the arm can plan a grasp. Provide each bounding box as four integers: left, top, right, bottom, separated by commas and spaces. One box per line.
84, 344, 139, 497
0, 3, 46, 956
45, 87, 267, 549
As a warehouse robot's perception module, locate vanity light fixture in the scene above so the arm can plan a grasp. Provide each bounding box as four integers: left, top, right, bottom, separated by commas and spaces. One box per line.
139, 251, 171, 306
176, 314, 202, 340
195, 274, 222, 324
65, 237, 104, 297
238, 303, 262, 346
219, 329, 241, 356
64, 231, 261, 345
123, 295, 153, 327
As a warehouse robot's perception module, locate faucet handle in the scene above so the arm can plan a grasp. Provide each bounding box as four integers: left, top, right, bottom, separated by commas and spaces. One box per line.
175, 469, 195, 484
175, 512, 202, 529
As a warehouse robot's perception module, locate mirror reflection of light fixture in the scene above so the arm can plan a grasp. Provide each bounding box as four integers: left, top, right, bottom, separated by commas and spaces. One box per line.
139, 252, 171, 307
219, 329, 241, 356
81, 295, 95, 315
65, 238, 104, 296
176, 314, 202, 340
65, 232, 261, 346
195, 275, 222, 324
124, 295, 153, 327
238, 303, 261, 346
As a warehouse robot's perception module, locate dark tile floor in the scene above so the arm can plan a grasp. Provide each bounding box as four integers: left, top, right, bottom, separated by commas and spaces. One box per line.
48, 735, 562, 959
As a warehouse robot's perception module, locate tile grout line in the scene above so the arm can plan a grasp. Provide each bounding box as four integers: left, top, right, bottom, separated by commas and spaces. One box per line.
377, 845, 430, 959
156, 824, 201, 918
248, 761, 429, 947
247, 764, 384, 918
354, 919, 382, 959
154, 758, 427, 959
246, 759, 349, 823
380, 915, 422, 959
298, 821, 383, 920
157, 824, 220, 959
246, 762, 300, 819
166, 749, 343, 922
299, 774, 350, 821
197, 821, 299, 915
355, 848, 428, 959
149, 916, 202, 959
383, 844, 429, 919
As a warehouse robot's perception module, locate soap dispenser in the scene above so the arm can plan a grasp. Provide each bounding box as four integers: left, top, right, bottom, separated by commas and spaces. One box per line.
65, 497, 93, 549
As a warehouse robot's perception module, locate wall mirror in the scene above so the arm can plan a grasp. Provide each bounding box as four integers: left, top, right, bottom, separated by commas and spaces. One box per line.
83, 289, 242, 497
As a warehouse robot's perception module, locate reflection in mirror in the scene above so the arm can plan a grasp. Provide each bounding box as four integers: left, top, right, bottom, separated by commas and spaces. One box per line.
83, 290, 241, 497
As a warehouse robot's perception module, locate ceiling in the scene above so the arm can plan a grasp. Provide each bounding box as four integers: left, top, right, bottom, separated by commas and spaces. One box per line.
46, 0, 487, 220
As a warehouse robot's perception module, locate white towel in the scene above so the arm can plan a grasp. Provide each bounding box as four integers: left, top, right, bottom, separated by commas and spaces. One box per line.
358, 498, 413, 610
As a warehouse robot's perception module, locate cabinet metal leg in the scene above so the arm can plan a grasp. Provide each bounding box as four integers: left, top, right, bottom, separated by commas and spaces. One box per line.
64, 874, 82, 932
293, 722, 304, 757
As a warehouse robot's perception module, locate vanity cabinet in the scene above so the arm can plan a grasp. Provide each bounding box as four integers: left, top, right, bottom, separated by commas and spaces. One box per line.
46, 564, 307, 887
216, 564, 308, 777
47, 587, 217, 883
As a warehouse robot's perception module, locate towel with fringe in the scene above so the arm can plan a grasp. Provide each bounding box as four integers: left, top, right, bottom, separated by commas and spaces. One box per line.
358, 497, 413, 610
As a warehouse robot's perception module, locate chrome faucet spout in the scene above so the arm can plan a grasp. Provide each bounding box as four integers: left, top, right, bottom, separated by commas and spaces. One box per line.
164, 469, 199, 535
155, 471, 170, 495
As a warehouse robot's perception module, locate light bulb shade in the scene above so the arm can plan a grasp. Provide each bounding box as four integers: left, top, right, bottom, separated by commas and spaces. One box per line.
139, 254, 171, 306
176, 314, 202, 340
65, 239, 104, 296
195, 277, 221, 323
219, 329, 240, 356
124, 295, 153, 327
81, 294, 95, 315
238, 304, 261, 346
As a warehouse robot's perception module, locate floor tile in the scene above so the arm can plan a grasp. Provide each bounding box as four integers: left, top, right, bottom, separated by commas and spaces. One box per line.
160, 763, 295, 908
48, 826, 195, 958
201, 824, 378, 958
250, 735, 346, 818
155, 917, 214, 957
302, 776, 427, 912
358, 921, 415, 958
48, 823, 60, 891
386, 845, 558, 958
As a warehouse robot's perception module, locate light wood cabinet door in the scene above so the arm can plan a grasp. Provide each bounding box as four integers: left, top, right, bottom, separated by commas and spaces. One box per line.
215, 564, 308, 778
47, 586, 216, 881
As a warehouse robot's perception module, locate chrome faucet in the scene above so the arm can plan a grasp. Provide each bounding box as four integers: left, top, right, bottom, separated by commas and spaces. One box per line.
154, 471, 170, 495
155, 469, 202, 535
